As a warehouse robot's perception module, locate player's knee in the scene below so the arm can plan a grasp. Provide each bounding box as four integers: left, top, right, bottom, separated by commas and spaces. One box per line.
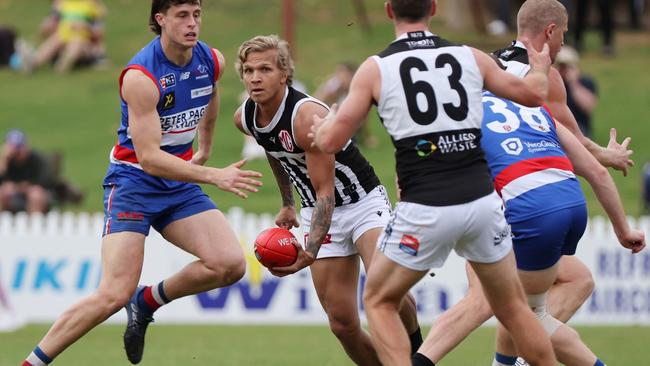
574, 272, 595, 302
362, 286, 383, 311
328, 316, 361, 340
552, 325, 584, 358
203, 256, 246, 287
528, 293, 563, 336
466, 291, 493, 323
97, 288, 132, 314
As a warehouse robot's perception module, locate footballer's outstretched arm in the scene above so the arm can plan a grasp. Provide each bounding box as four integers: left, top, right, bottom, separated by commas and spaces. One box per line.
124, 68, 262, 199
557, 122, 645, 253
547, 68, 633, 175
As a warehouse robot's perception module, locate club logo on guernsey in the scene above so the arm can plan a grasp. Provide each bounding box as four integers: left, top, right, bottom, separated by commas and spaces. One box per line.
501, 137, 523, 155
399, 234, 420, 256
279, 130, 294, 152
159, 73, 176, 89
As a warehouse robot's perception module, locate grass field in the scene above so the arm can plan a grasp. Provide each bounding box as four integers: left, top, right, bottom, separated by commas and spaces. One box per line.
1, 0, 649, 216
1, 324, 649, 365
1, 2, 649, 362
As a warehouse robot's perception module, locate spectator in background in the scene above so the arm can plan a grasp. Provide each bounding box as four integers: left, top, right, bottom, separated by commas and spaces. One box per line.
555, 46, 598, 138
314, 61, 378, 148
27, 0, 107, 73
0, 130, 55, 213
574, 0, 614, 55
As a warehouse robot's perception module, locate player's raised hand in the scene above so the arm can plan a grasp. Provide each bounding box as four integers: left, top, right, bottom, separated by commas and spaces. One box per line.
522, 38, 551, 74
269, 244, 315, 277
605, 128, 634, 176
212, 159, 263, 198
309, 103, 338, 149
617, 229, 646, 254
275, 206, 300, 229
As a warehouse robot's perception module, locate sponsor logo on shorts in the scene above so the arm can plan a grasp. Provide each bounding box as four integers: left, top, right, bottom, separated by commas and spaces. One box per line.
304, 234, 332, 245
493, 227, 511, 246
501, 137, 523, 155
279, 130, 294, 152
117, 211, 145, 222
159, 73, 176, 89
399, 234, 419, 256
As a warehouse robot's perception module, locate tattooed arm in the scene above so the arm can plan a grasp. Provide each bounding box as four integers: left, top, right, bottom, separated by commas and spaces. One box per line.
270, 101, 334, 276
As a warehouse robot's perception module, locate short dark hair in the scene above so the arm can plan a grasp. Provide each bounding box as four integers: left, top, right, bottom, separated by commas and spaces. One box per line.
390, 0, 433, 23
149, 0, 201, 35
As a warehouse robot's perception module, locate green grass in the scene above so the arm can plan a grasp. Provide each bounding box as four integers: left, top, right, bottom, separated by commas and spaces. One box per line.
1, 324, 648, 365
1, 0, 649, 216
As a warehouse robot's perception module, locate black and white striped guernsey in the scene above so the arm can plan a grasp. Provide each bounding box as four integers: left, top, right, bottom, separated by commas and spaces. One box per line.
372, 31, 493, 206
240, 86, 380, 208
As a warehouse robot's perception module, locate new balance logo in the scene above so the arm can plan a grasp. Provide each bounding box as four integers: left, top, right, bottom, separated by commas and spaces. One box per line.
376, 211, 383, 217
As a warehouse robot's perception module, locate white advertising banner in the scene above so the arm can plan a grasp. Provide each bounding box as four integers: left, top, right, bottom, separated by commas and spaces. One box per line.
1, 210, 649, 325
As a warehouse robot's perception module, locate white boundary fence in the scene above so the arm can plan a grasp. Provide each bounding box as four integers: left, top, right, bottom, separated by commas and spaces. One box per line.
1, 209, 649, 325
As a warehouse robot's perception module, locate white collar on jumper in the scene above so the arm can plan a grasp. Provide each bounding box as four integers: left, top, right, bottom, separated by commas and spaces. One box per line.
396, 30, 435, 41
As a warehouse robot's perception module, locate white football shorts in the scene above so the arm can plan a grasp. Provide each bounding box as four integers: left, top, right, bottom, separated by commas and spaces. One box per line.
377, 191, 512, 271
301, 185, 391, 259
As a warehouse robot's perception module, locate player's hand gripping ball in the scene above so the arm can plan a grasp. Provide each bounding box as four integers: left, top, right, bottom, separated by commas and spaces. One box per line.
254, 228, 299, 268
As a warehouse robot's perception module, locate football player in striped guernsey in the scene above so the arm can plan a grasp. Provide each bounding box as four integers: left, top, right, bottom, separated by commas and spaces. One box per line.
233, 35, 422, 366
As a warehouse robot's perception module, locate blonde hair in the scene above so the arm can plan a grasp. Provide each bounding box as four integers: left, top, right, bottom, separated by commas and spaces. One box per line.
517, 0, 568, 36
235, 35, 294, 86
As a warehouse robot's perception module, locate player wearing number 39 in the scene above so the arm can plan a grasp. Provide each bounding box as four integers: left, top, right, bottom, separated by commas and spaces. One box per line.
311, 1, 558, 365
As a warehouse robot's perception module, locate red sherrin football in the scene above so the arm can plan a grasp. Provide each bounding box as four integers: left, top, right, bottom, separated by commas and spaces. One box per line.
254, 227, 299, 268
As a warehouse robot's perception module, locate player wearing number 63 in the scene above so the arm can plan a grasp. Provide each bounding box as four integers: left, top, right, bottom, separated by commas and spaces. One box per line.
310, 1, 557, 365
